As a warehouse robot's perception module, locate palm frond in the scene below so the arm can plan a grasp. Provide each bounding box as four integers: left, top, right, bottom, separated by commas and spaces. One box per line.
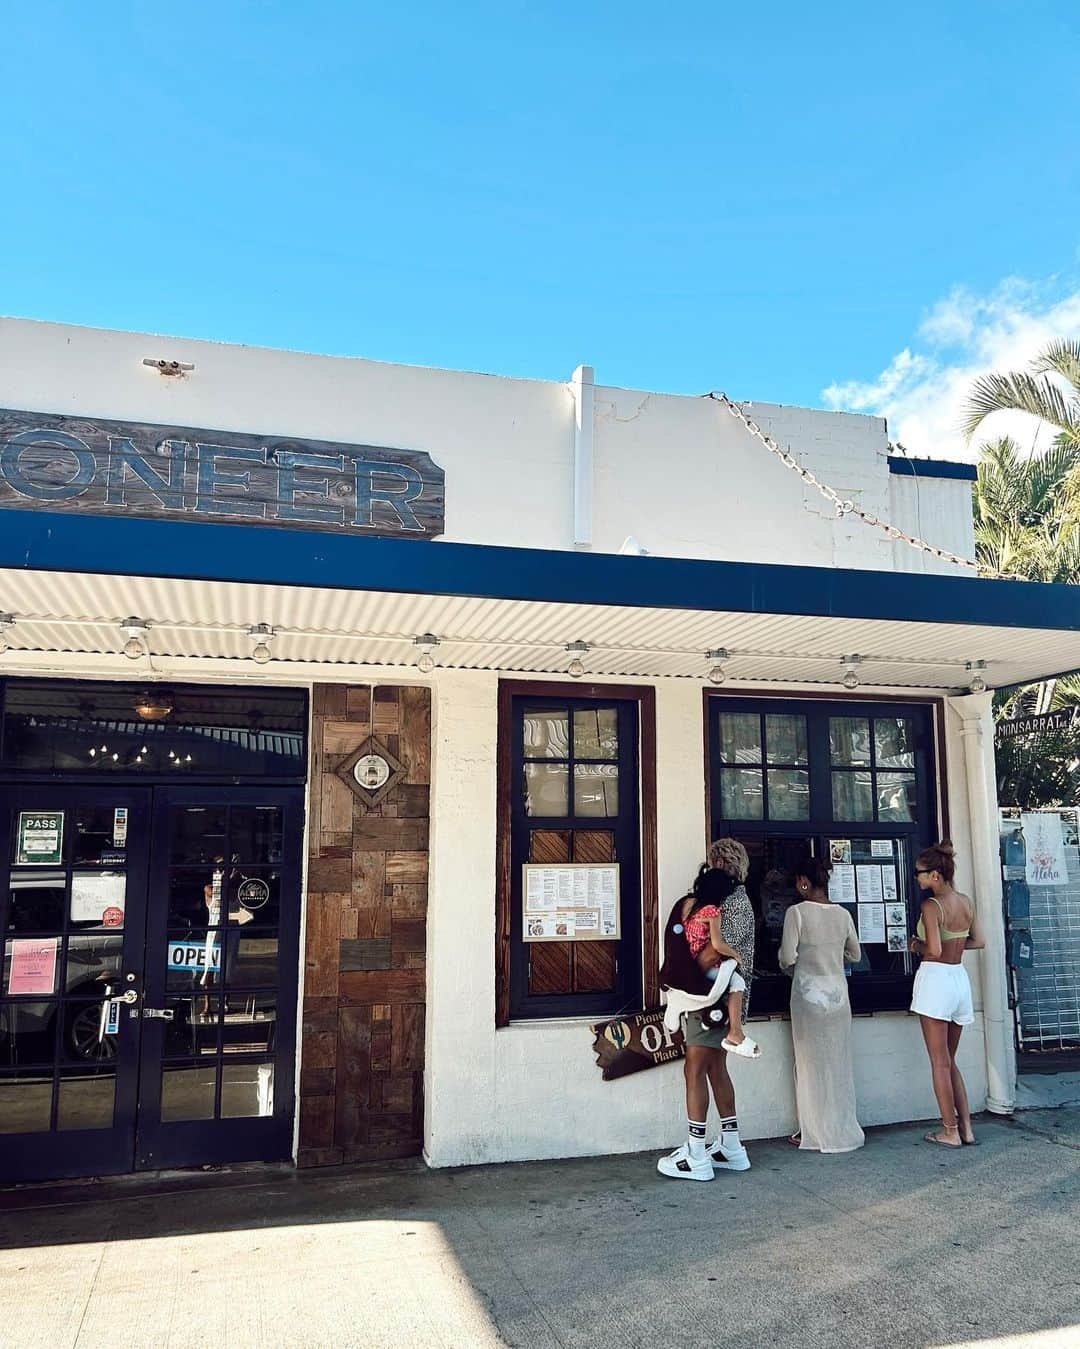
1031, 339, 1080, 396
962, 371, 1076, 441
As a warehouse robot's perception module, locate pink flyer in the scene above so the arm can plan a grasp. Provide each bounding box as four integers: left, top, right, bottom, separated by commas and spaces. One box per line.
7, 938, 59, 995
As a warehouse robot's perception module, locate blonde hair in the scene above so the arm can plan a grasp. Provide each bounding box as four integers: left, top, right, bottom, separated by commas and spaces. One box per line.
709, 837, 750, 883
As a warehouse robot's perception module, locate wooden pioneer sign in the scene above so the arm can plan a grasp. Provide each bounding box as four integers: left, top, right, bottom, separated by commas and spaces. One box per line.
0, 406, 445, 538
590, 1008, 685, 1081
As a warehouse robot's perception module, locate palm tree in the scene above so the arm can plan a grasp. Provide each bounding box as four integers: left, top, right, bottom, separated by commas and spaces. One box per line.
966, 342, 1080, 804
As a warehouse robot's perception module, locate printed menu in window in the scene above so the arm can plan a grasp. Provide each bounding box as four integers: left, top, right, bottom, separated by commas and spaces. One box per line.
523, 864, 620, 942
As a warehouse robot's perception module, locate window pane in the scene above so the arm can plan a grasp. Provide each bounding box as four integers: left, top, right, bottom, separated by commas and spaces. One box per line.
522, 709, 569, 759
5, 872, 65, 932
524, 762, 568, 816
170, 806, 227, 865
767, 769, 810, 820
573, 708, 618, 760
875, 718, 916, 768
878, 773, 917, 822
220, 1061, 274, 1117
832, 770, 874, 820
766, 714, 807, 766
0, 1072, 52, 1133
573, 764, 619, 817
721, 767, 764, 819
717, 713, 761, 764
830, 717, 871, 766
229, 806, 284, 864
57, 1069, 115, 1130
161, 1065, 216, 1121
65, 934, 123, 993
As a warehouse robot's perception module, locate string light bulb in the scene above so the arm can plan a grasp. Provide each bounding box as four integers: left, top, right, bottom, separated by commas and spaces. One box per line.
841, 655, 862, 691
248, 624, 274, 664
706, 648, 730, 684
565, 641, 590, 678
966, 660, 988, 695
120, 618, 150, 660
0, 614, 13, 654
413, 633, 440, 674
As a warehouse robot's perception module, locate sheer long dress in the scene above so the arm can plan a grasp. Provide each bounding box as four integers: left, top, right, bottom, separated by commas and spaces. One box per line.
778, 902, 864, 1153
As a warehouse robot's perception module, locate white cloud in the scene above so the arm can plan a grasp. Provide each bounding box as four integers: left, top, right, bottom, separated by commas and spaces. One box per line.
822, 276, 1080, 461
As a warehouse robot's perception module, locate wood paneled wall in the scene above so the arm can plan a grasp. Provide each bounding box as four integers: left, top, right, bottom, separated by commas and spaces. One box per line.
298, 684, 430, 1167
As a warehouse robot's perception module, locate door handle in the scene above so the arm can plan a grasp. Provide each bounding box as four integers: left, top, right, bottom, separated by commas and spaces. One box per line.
140, 1008, 175, 1021
117, 988, 139, 1005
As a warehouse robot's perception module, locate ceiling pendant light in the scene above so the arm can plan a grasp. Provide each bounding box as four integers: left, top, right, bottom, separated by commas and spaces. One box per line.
248, 624, 274, 664
840, 655, 862, 691
706, 648, 730, 684
966, 660, 988, 695
565, 641, 590, 678
134, 687, 174, 722
0, 614, 13, 654
120, 618, 150, 660
413, 633, 440, 674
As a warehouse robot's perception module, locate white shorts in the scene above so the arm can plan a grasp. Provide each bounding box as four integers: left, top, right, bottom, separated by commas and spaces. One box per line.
910, 962, 974, 1026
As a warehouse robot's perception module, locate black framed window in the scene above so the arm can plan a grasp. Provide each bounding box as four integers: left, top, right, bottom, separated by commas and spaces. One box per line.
708, 695, 939, 1015
0, 679, 307, 781
508, 696, 642, 1020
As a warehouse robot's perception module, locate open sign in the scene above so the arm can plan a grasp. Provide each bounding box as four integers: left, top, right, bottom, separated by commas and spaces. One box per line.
167, 942, 221, 972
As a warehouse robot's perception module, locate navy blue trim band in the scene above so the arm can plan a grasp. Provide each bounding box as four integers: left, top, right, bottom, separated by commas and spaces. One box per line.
0, 506, 1074, 633
888, 456, 977, 483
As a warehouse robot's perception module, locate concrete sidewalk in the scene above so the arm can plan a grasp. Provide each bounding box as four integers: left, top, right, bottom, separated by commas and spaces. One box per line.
1, 1110, 1078, 1349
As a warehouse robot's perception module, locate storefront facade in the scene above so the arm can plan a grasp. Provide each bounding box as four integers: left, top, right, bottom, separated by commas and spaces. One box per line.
2, 316, 1078, 1181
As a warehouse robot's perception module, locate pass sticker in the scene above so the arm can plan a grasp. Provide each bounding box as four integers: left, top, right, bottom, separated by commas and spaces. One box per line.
16, 811, 64, 865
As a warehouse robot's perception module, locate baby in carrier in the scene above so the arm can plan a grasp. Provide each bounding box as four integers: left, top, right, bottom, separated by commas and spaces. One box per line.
659, 865, 759, 1057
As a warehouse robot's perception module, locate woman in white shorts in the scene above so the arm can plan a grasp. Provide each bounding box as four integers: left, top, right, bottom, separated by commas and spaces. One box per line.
909, 841, 986, 1148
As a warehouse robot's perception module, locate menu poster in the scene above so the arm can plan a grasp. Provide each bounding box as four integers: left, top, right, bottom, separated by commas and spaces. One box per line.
829, 864, 856, 905
7, 937, 59, 995
855, 865, 884, 904
881, 868, 898, 903
858, 903, 886, 944
523, 864, 620, 942
870, 839, 894, 859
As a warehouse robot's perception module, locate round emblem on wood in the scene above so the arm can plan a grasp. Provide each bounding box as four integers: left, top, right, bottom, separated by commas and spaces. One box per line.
353, 753, 391, 791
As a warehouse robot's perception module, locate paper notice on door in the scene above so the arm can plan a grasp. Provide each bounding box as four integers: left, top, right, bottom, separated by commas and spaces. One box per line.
885, 902, 907, 928
887, 927, 909, 952
829, 864, 856, 905
881, 869, 898, 903
7, 937, 59, 994
70, 872, 127, 924
858, 904, 887, 944
870, 839, 894, 859
856, 865, 884, 904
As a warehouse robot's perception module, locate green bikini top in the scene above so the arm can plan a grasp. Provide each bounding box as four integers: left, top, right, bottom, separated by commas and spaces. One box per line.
915, 896, 971, 941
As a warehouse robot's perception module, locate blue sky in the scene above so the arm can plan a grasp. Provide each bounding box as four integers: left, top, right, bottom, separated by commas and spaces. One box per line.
2, 2, 1078, 454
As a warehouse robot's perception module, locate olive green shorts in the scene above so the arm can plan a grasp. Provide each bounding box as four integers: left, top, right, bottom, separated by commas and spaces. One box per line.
680, 1014, 729, 1049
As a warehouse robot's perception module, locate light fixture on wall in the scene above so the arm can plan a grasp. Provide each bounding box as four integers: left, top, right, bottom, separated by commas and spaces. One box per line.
565, 641, 590, 678
840, 655, 862, 690
248, 624, 274, 664
142, 357, 195, 377
0, 614, 14, 653
120, 618, 150, 660
706, 648, 730, 684
413, 633, 440, 674
966, 660, 988, 694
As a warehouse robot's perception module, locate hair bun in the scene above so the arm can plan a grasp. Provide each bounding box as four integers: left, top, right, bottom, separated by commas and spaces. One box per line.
937, 840, 956, 856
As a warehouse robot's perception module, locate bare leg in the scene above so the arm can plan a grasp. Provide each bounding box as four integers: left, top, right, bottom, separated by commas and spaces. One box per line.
683, 1044, 710, 1122
919, 1015, 960, 1145
947, 1022, 974, 1142
724, 989, 745, 1046
704, 1047, 736, 1119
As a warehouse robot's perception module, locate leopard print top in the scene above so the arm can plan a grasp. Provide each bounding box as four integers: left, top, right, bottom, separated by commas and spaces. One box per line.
721, 884, 756, 1016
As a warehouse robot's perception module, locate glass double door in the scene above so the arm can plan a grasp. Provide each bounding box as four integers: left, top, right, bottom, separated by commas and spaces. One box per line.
0, 784, 303, 1182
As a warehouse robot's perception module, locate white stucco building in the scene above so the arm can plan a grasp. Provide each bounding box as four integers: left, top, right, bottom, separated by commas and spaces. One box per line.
1, 315, 1075, 1184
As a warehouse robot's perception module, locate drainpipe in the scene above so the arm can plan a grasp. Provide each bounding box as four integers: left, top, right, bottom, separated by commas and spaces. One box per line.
950, 691, 1016, 1114
569, 364, 594, 547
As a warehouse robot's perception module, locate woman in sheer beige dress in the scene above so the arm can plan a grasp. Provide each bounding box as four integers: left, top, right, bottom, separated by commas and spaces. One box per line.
778, 854, 864, 1153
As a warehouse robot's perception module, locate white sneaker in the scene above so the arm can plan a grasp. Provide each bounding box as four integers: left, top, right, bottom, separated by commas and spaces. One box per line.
708, 1138, 751, 1171
657, 1144, 714, 1181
